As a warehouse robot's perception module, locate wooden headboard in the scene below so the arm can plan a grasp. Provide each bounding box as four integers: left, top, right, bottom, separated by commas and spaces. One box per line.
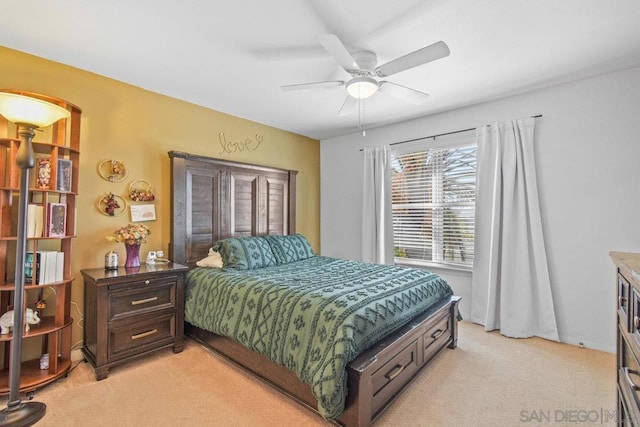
168, 151, 298, 268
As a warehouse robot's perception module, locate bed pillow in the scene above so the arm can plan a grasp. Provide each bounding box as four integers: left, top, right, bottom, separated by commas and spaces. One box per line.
196, 249, 223, 268
263, 234, 315, 265
212, 236, 277, 270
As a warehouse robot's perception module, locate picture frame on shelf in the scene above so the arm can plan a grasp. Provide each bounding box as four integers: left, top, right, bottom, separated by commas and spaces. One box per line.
130, 204, 156, 222
56, 158, 73, 192
47, 202, 67, 238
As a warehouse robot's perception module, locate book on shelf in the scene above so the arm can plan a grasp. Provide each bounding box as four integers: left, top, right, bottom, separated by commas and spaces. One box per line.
47, 203, 66, 238
43, 251, 57, 284
36, 157, 52, 190
26, 204, 44, 238
25, 251, 44, 285
24, 251, 64, 285
55, 252, 64, 282
56, 158, 72, 192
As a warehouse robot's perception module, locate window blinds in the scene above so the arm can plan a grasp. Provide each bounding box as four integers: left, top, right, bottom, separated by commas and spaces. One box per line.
391, 143, 476, 268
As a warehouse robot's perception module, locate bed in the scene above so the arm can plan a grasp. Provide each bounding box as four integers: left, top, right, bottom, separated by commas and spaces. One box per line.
168, 151, 461, 426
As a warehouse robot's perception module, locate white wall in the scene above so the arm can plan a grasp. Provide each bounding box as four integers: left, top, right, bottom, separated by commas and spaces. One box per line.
320, 65, 640, 353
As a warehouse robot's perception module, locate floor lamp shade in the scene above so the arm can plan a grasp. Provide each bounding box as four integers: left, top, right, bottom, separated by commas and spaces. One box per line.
0, 91, 70, 427
0, 93, 70, 127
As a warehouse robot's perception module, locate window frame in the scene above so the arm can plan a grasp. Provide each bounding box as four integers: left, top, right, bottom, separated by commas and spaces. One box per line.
390, 133, 477, 272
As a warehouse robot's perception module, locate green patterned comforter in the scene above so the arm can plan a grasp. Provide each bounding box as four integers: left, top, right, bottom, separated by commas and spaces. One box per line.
184, 256, 453, 420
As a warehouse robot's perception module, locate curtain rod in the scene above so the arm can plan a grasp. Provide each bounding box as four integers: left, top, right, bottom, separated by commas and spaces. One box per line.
359, 114, 542, 151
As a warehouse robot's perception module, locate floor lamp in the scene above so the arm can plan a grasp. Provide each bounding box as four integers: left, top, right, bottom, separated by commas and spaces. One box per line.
0, 92, 70, 426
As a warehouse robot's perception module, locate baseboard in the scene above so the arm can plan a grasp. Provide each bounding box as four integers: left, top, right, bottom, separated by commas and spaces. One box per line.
558, 333, 615, 354
71, 348, 84, 362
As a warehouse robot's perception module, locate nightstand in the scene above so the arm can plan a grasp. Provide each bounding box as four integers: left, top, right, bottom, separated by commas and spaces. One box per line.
81, 262, 188, 380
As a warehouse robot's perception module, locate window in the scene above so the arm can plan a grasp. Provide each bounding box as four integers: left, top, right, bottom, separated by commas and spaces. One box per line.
391, 139, 476, 269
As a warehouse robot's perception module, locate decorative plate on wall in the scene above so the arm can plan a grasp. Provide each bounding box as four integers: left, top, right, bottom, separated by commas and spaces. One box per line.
98, 159, 128, 182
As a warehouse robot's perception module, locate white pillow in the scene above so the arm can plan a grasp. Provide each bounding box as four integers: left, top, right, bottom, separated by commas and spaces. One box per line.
196, 249, 223, 268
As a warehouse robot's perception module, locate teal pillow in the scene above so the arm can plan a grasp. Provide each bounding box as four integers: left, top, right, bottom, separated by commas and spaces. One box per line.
212, 236, 277, 270
264, 234, 315, 264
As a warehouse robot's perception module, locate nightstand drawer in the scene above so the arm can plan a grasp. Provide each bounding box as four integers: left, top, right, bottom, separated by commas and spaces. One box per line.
109, 314, 176, 360
109, 280, 176, 321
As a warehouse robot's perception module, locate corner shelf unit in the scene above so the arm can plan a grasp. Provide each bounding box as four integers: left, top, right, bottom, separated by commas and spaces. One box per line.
0, 90, 81, 394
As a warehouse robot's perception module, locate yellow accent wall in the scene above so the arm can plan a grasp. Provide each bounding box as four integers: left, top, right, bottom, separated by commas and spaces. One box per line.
0, 46, 320, 351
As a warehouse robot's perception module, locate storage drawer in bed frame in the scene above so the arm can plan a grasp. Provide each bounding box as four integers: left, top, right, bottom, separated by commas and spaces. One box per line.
347, 297, 458, 422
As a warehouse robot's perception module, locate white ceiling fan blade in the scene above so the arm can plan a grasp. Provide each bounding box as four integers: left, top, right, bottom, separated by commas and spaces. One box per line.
337, 95, 358, 116
319, 34, 359, 72
281, 80, 345, 91
379, 81, 429, 104
375, 41, 450, 77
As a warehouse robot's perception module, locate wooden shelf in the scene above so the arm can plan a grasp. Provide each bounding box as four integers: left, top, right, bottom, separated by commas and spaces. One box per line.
0, 359, 72, 395
0, 316, 72, 341
0, 235, 77, 242
0, 91, 80, 394
0, 277, 75, 291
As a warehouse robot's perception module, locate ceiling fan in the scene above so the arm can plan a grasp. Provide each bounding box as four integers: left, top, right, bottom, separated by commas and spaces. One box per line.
281, 34, 450, 115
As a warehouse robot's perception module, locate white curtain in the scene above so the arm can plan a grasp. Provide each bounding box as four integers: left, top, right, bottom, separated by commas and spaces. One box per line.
471, 118, 559, 341
362, 145, 394, 264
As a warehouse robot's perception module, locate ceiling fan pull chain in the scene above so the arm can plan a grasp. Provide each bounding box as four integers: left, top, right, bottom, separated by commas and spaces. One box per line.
362, 100, 366, 136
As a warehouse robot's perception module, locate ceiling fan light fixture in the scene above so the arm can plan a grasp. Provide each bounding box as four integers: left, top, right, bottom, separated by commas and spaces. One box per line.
346, 76, 378, 99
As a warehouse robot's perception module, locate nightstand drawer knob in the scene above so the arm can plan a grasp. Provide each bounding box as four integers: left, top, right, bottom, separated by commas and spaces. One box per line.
131, 329, 158, 340
144, 280, 150, 285
131, 296, 158, 306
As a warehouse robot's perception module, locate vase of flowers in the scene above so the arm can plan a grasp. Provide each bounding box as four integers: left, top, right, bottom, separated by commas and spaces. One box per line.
106, 224, 151, 268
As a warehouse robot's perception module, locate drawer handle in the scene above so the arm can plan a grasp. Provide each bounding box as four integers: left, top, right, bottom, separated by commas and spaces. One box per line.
431, 329, 444, 340
619, 296, 627, 306
624, 367, 640, 391
144, 280, 150, 285
131, 329, 158, 340
131, 296, 158, 306
385, 364, 405, 381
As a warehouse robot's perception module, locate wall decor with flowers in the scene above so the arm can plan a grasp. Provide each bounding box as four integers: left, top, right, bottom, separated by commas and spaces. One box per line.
98, 159, 128, 182
97, 192, 127, 216
128, 179, 155, 202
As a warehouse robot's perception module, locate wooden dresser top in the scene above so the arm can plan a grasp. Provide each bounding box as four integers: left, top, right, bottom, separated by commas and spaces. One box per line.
611, 252, 640, 285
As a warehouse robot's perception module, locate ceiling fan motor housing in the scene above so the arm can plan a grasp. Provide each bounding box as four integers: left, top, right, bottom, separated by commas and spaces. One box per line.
351, 51, 378, 73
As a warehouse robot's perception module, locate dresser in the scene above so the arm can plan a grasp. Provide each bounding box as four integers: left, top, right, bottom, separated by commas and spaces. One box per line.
612, 252, 640, 425
81, 263, 188, 380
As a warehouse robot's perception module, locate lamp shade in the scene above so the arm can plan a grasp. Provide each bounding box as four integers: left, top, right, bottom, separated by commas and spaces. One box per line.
0, 92, 70, 127
346, 76, 379, 99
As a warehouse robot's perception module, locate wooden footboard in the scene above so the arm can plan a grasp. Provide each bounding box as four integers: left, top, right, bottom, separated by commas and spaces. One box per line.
186, 295, 461, 427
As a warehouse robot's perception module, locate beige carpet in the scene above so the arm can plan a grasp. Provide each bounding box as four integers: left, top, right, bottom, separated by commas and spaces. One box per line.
2, 321, 615, 426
